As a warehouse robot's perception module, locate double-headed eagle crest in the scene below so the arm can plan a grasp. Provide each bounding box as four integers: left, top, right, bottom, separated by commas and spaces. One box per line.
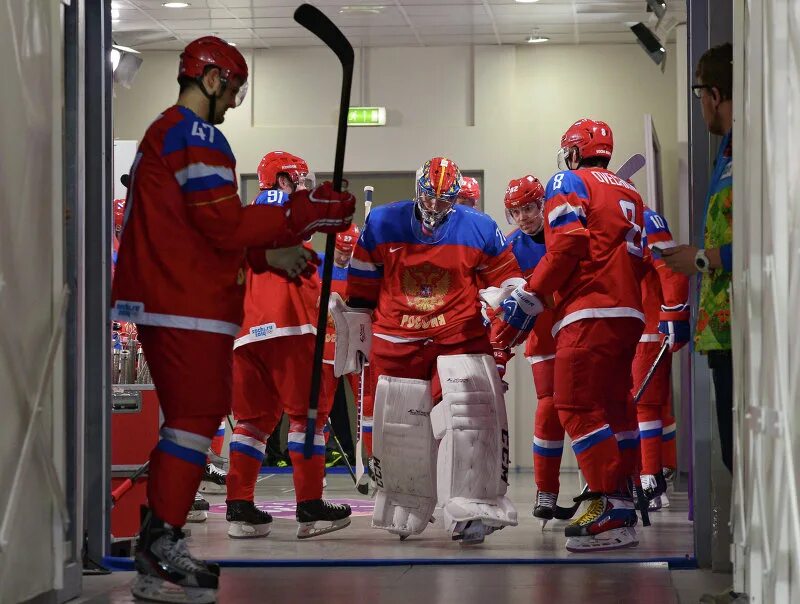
401, 262, 451, 312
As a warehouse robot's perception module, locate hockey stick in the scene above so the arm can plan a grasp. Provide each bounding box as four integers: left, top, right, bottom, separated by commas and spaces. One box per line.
295, 3, 355, 459
615, 153, 646, 181
111, 461, 150, 505
354, 185, 373, 493
633, 337, 670, 404
326, 418, 358, 485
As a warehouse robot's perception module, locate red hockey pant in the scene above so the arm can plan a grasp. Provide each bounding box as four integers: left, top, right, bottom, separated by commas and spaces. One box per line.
530, 357, 564, 494
632, 339, 677, 475
227, 335, 331, 504
554, 318, 643, 494
138, 326, 232, 528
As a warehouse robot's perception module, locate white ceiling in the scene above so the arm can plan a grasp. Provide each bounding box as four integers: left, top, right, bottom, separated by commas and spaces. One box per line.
111, 0, 686, 51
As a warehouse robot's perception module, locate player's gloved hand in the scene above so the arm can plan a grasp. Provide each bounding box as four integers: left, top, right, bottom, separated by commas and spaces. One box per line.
658, 303, 691, 352
266, 245, 315, 280
287, 181, 356, 238
490, 284, 544, 349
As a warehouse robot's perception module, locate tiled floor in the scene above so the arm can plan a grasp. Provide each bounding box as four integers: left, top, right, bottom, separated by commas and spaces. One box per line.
75, 470, 734, 603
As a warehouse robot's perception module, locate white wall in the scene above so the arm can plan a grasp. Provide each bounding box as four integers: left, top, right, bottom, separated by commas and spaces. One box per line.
114, 42, 679, 469
0, 0, 66, 601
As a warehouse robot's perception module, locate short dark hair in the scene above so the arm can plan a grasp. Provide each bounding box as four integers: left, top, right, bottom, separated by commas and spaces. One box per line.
695, 42, 733, 100
580, 157, 610, 169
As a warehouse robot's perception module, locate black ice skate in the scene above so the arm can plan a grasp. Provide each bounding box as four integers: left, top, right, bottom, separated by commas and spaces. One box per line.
226, 500, 273, 539
186, 492, 209, 523
295, 499, 351, 539
533, 491, 558, 530
199, 463, 226, 494
131, 508, 219, 604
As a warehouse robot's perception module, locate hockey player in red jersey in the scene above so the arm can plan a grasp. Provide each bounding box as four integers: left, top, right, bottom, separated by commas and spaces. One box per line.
111, 38, 355, 603
225, 151, 352, 542
337, 157, 523, 544
491, 119, 646, 552
635, 207, 689, 510
456, 175, 481, 208
495, 175, 565, 525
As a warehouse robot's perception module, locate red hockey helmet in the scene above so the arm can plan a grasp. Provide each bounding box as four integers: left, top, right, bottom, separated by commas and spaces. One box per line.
178, 36, 249, 105
558, 118, 613, 169
335, 223, 361, 254
113, 198, 126, 235
257, 151, 312, 191
504, 175, 545, 234
457, 176, 481, 206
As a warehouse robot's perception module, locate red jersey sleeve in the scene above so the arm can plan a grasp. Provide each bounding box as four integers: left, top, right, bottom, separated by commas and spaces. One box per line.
476, 226, 524, 289
643, 208, 689, 308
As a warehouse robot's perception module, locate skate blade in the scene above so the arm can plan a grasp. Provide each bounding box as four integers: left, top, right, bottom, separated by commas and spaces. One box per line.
661, 493, 670, 508
185, 511, 208, 523
131, 574, 216, 604
199, 482, 225, 494
566, 528, 639, 553
227, 522, 272, 539
296, 517, 351, 539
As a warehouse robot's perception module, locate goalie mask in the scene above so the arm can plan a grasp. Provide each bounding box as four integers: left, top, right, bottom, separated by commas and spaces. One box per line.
413, 156, 461, 243
504, 175, 545, 236
557, 118, 614, 171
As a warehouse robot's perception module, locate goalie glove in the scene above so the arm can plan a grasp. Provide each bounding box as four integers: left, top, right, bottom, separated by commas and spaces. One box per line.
490, 284, 544, 349
658, 303, 691, 352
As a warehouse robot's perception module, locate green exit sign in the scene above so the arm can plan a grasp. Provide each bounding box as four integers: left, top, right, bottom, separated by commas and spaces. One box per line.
347, 106, 386, 126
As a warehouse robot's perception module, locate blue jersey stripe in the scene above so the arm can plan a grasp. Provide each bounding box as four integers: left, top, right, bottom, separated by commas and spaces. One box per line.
162, 106, 235, 160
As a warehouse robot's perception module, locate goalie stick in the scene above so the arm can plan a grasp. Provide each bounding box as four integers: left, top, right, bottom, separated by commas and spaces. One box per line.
354, 185, 373, 494
295, 4, 355, 459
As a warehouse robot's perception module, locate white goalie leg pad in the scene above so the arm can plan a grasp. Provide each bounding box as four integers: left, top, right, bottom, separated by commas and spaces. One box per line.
371, 376, 437, 538
329, 292, 372, 377
431, 354, 518, 537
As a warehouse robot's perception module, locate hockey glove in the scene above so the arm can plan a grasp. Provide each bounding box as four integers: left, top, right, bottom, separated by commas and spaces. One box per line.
490, 285, 544, 349
658, 303, 691, 352
287, 181, 356, 238
265, 245, 316, 280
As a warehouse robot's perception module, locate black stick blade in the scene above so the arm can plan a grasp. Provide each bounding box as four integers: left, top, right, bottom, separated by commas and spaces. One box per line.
294, 4, 354, 67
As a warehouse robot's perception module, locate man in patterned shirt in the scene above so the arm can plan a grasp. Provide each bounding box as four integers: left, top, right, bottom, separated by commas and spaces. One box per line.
662, 43, 734, 472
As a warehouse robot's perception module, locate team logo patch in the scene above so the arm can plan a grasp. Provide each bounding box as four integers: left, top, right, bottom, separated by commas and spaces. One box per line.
401, 262, 451, 312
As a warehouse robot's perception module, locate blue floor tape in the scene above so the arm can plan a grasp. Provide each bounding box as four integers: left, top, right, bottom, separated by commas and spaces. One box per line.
103, 555, 697, 572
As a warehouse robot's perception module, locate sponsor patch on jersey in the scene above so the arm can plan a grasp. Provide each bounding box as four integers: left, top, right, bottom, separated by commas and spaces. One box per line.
249, 323, 276, 340
113, 300, 144, 321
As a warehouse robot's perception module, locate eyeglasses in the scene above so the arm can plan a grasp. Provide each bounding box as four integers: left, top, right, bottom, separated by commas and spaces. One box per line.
691, 84, 714, 98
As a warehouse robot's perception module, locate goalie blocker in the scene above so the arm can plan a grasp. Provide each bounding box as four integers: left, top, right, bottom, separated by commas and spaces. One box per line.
371, 354, 517, 544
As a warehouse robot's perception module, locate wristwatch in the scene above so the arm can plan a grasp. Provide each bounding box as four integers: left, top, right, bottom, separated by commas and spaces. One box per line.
695, 248, 711, 273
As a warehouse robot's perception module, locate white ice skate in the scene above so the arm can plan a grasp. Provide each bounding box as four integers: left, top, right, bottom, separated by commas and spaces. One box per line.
565, 526, 639, 553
